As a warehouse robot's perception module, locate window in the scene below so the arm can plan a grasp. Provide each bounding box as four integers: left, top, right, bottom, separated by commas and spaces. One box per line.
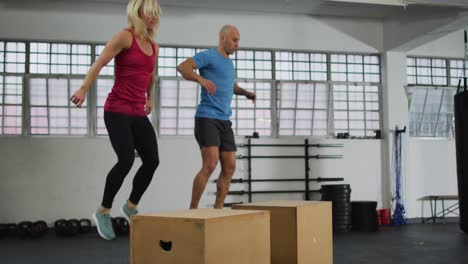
232, 81, 272, 136
29, 78, 87, 135
407, 57, 447, 86
0, 38, 382, 139
275, 52, 327, 81
157, 49, 380, 138
0, 75, 23, 135
449, 59, 468, 86
159, 79, 199, 135
333, 84, 380, 137
330, 54, 380, 83
408, 86, 455, 138
158, 47, 205, 77
0, 41, 25, 135
2, 42, 26, 73
232, 50, 272, 79
278, 82, 329, 136
30, 42, 91, 74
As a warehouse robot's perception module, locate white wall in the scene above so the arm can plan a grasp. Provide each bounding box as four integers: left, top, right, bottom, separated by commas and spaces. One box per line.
405, 139, 458, 218
408, 29, 466, 58
0, 136, 381, 223
0, 7, 382, 52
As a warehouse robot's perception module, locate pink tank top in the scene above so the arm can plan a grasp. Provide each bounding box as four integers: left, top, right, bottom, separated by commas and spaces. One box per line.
104, 29, 158, 116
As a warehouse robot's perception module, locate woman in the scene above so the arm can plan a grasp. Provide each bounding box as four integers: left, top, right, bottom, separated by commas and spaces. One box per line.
70, 0, 161, 240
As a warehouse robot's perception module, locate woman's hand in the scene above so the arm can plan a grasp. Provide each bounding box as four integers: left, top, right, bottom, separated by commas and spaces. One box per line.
70, 88, 87, 107
146, 98, 153, 115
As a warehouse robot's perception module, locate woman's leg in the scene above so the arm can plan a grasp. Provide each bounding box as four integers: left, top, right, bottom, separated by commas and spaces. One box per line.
101, 111, 136, 209
128, 116, 159, 206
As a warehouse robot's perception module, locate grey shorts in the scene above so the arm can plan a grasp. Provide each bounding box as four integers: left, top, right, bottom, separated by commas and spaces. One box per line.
194, 117, 237, 152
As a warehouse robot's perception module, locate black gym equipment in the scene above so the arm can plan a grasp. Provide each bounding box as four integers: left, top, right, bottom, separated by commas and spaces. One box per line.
321, 184, 352, 232
78, 219, 92, 234
7, 223, 17, 236
0, 224, 17, 238
223, 138, 344, 205
17, 221, 33, 239
55, 219, 80, 237
351, 201, 378, 232
455, 29, 468, 233
29, 221, 48, 238
0, 224, 8, 238
112, 217, 129, 235
223, 177, 344, 184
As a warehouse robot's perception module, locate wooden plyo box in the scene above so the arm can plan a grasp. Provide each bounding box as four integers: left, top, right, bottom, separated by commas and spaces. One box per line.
233, 200, 332, 264
130, 209, 270, 264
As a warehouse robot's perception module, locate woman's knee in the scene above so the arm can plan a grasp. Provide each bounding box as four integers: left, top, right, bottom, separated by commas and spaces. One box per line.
142, 155, 159, 171
117, 155, 135, 172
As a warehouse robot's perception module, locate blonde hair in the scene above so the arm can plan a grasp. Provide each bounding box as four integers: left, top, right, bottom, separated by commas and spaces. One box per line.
127, 0, 162, 40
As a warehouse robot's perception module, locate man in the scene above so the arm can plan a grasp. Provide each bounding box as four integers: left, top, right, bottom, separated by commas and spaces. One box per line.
177, 25, 256, 209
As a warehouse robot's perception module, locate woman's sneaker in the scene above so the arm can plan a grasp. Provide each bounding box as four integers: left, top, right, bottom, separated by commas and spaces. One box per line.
92, 210, 116, 240
121, 203, 138, 222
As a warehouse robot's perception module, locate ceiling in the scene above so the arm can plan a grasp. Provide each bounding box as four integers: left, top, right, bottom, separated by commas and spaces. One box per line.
1, 0, 468, 19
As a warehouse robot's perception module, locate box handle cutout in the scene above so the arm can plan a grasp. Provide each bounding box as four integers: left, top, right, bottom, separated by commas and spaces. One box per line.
159, 240, 172, 252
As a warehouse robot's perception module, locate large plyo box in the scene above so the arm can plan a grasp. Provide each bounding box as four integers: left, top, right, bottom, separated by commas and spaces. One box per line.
233, 200, 332, 264
130, 209, 270, 264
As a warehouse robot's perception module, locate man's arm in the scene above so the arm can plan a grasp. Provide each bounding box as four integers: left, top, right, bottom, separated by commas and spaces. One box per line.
177, 58, 216, 94
234, 82, 256, 102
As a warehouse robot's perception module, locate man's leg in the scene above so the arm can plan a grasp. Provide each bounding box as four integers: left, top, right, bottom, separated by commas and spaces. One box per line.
190, 146, 219, 209
214, 151, 236, 209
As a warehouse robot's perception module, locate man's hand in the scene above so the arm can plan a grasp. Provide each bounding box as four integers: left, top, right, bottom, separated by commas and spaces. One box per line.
246, 91, 256, 103
199, 78, 216, 95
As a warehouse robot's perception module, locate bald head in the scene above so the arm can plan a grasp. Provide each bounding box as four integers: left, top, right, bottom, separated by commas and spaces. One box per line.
220, 25, 238, 36
218, 25, 240, 56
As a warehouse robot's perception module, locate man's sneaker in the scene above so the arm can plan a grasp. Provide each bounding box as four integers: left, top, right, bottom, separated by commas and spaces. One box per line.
92, 210, 116, 240
120, 202, 138, 222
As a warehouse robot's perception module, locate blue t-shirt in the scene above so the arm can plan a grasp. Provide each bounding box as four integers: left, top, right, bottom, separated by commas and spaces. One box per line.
192, 48, 235, 120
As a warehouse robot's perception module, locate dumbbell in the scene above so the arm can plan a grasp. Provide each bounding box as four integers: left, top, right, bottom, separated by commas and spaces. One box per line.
54, 219, 80, 237
78, 219, 92, 234
112, 217, 129, 235
16, 221, 48, 238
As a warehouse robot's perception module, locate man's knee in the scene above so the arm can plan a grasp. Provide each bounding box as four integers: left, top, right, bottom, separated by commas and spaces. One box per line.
221, 164, 236, 176
202, 160, 218, 175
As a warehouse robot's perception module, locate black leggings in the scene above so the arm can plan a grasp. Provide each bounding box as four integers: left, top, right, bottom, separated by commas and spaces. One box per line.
101, 111, 159, 209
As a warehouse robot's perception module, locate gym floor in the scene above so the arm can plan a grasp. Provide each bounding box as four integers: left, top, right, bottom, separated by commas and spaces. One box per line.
1, 222, 466, 264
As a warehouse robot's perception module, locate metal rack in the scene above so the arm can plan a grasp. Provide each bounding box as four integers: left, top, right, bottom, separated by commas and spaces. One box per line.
220, 137, 344, 205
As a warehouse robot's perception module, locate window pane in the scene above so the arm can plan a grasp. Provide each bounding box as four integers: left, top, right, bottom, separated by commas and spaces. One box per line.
0, 75, 23, 135
232, 81, 272, 136
275, 52, 327, 81
409, 86, 455, 138
278, 82, 329, 136
333, 84, 379, 137
159, 79, 198, 135
408, 57, 448, 86
4, 42, 26, 73
30, 77, 88, 135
